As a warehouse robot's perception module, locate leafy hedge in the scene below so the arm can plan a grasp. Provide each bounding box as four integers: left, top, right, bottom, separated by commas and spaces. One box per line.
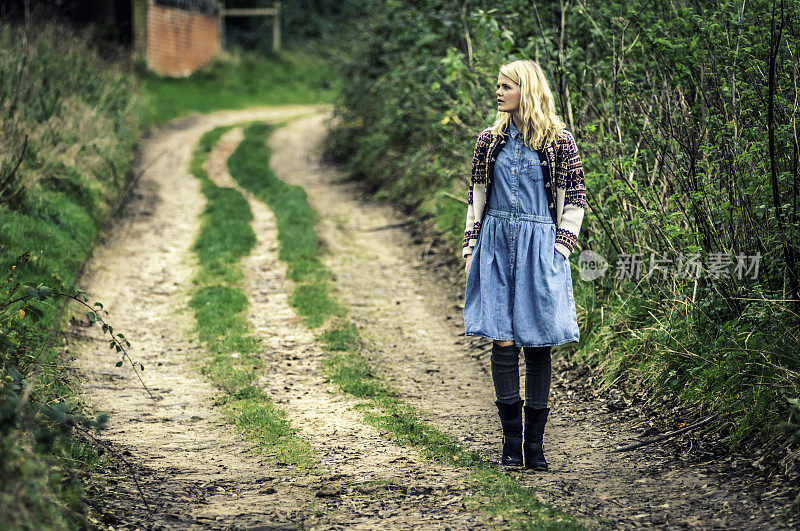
0, 22, 141, 528
327, 0, 800, 485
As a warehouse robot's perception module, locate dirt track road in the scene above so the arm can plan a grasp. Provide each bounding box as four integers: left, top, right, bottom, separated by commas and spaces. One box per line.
66, 106, 795, 529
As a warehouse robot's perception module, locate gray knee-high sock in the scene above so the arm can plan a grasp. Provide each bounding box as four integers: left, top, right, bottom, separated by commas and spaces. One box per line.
523, 346, 552, 408
491, 343, 521, 404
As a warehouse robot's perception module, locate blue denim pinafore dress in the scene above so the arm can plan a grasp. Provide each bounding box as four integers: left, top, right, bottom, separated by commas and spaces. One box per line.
464, 120, 580, 347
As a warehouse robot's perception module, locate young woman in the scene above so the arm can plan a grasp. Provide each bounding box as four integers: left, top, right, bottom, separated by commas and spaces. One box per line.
462, 59, 587, 470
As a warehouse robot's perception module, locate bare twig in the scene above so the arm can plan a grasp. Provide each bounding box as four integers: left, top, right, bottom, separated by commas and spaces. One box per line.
441, 190, 467, 204
22, 393, 155, 517
421, 238, 436, 259
429, 257, 458, 269
611, 413, 720, 452
71, 422, 154, 516
366, 213, 433, 231
53, 290, 159, 405
0, 133, 28, 189
457, 0, 473, 69
366, 219, 415, 231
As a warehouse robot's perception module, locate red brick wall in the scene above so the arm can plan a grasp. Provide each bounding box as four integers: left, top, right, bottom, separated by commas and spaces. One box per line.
146, 3, 219, 77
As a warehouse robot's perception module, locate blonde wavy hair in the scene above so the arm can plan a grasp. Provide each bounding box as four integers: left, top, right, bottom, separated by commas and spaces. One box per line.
489, 60, 566, 150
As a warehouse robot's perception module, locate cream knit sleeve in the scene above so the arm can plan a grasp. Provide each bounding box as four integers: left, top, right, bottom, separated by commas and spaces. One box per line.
554, 130, 587, 259
462, 133, 484, 258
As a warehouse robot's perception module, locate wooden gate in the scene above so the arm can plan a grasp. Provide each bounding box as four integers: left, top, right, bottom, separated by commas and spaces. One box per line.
218, 1, 281, 51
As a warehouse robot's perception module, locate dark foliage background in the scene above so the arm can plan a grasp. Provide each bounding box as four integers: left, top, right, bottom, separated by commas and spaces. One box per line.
219, 0, 363, 51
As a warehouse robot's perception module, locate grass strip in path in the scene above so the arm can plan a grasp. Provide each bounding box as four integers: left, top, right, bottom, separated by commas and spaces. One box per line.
187, 125, 314, 467
232, 121, 586, 530
226, 122, 342, 328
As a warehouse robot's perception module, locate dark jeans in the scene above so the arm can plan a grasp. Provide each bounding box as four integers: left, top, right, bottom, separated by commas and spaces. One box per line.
491, 343, 551, 409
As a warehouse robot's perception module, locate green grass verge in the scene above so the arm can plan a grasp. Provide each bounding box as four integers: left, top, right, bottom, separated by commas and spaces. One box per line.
227, 122, 342, 327
141, 50, 338, 126
233, 120, 585, 529
187, 125, 314, 467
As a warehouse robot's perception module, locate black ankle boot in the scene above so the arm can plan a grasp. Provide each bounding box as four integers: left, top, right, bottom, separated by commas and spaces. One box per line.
495, 400, 523, 467
523, 406, 549, 470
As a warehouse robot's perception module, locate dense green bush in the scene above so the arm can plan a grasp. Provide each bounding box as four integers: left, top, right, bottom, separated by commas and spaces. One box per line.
327, 0, 800, 480
0, 22, 141, 527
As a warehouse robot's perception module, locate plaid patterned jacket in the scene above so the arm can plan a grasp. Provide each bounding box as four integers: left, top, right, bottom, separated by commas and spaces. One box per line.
462, 124, 587, 260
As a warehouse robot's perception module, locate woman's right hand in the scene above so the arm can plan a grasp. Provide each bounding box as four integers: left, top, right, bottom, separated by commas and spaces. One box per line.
465, 254, 472, 277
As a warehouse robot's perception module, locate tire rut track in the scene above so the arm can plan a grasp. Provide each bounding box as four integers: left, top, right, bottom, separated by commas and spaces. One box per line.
215, 126, 491, 529
66, 109, 490, 529
67, 106, 327, 529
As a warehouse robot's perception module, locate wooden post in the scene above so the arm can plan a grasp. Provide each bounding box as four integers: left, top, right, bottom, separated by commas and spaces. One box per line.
273, 1, 281, 52
218, 1, 225, 49
131, 0, 149, 57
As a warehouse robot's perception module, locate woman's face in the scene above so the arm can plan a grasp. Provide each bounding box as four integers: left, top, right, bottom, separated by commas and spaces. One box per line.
496, 73, 521, 114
